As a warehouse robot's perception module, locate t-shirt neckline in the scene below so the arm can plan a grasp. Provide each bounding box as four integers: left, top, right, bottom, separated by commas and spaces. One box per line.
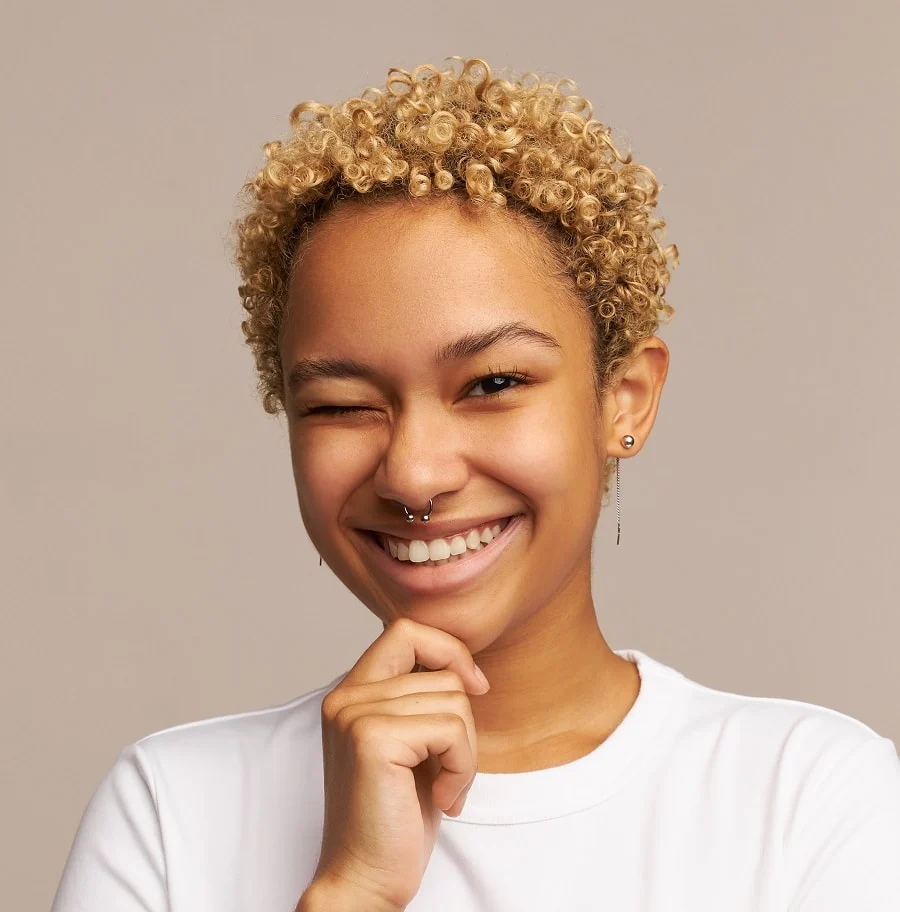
446, 648, 679, 825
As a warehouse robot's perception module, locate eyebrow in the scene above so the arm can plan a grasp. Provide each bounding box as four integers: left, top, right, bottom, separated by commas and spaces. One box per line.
286, 320, 562, 392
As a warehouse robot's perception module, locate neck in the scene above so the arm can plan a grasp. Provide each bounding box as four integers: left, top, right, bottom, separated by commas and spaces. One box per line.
468, 561, 640, 773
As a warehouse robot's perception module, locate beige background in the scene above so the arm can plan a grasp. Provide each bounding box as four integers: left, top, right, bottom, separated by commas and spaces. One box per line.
2, 1, 898, 908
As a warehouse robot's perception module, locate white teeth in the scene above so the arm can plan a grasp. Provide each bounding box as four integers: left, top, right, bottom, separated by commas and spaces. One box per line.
427, 538, 452, 561
379, 517, 515, 564
464, 528, 483, 550
408, 541, 429, 563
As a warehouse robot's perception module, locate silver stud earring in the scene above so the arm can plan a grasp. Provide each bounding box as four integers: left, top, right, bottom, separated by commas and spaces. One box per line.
616, 434, 635, 546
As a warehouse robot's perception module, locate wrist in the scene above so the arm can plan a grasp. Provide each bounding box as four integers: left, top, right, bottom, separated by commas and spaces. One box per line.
298, 873, 406, 912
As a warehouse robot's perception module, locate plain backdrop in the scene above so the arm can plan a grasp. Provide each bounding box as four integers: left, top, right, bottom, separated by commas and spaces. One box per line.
2, 1, 898, 908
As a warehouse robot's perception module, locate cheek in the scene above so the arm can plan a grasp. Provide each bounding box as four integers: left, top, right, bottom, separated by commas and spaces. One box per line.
473, 401, 599, 505
290, 430, 373, 517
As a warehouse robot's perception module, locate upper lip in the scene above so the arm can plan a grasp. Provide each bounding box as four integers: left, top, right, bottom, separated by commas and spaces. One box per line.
358, 514, 519, 542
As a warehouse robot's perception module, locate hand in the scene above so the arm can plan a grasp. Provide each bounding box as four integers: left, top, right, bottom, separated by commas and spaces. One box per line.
307, 617, 490, 912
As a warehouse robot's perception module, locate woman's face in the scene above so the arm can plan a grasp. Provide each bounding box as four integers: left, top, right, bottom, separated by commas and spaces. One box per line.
280, 197, 611, 654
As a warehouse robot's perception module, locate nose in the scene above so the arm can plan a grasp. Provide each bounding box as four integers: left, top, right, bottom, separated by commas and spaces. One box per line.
372, 406, 467, 514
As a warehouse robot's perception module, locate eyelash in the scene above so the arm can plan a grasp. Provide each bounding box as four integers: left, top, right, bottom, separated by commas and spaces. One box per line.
302, 367, 532, 417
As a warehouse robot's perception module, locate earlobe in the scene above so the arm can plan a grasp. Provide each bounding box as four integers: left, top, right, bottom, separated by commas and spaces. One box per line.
607, 337, 669, 455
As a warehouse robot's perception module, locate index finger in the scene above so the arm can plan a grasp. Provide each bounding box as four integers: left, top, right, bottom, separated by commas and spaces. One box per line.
344, 617, 489, 695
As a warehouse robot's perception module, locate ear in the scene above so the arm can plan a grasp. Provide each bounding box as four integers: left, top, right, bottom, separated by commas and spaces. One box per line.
601, 336, 670, 458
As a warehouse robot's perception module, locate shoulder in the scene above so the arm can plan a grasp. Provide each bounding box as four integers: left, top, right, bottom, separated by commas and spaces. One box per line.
53, 677, 348, 910
649, 663, 900, 907
633, 649, 898, 789
636, 650, 900, 899
125, 671, 347, 798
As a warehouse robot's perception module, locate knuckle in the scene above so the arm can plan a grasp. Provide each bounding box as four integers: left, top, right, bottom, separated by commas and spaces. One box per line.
320, 690, 344, 722
333, 703, 359, 734
436, 669, 465, 692
449, 690, 471, 716
347, 712, 380, 743
389, 616, 417, 638
440, 711, 468, 734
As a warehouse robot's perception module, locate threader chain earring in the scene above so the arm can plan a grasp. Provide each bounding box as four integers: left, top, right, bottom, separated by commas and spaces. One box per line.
616, 434, 635, 546
318, 437, 634, 565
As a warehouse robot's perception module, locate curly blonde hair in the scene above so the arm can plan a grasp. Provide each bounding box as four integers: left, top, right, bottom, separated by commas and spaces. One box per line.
233, 56, 678, 491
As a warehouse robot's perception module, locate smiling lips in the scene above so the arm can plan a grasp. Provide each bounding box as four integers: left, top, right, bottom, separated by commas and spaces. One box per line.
376, 517, 513, 566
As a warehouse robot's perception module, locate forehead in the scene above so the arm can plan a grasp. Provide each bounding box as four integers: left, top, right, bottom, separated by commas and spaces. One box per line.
281, 198, 584, 362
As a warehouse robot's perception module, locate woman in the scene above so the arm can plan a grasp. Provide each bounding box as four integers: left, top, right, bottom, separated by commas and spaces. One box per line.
52, 57, 900, 912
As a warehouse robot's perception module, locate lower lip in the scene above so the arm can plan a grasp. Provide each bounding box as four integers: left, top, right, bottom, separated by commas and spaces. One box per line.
356, 514, 526, 595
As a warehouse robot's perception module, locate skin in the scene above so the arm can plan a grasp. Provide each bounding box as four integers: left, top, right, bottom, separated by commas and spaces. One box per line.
280, 194, 670, 773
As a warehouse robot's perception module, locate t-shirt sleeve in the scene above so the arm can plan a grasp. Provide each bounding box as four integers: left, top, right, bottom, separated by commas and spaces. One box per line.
787, 734, 900, 911
51, 742, 168, 912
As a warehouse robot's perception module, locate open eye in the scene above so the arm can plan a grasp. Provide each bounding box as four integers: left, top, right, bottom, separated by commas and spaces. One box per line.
466, 369, 531, 398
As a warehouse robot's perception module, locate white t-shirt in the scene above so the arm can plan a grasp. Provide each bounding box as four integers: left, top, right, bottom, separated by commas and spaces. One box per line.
51, 649, 900, 911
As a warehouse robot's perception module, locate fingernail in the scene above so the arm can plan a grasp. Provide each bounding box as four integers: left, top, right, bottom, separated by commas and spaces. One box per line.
473, 663, 490, 692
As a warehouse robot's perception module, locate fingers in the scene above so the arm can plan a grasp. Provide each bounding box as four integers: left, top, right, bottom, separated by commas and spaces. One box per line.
329, 688, 477, 790
326, 669, 469, 708
322, 619, 487, 819
322, 669, 471, 724
347, 711, 476, 813
342, 618, 489, 696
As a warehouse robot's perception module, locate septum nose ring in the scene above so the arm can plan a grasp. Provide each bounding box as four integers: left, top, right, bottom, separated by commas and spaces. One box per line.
403, 499, 433, 523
